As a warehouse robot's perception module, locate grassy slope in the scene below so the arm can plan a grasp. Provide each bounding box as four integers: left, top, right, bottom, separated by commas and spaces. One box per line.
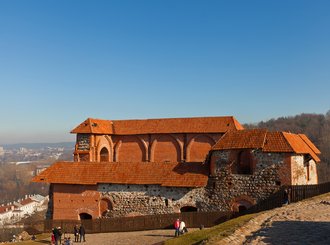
164, 213, 257, 245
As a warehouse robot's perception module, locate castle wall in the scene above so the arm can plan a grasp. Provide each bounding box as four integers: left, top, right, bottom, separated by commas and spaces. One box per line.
291, 156, 318, 185
206, 150, 291, 211
50, 149, 318, 220
74, 133, 222, 163
52, 184, 100, 220
50, 183, 206, 220
98, 184, 206, 217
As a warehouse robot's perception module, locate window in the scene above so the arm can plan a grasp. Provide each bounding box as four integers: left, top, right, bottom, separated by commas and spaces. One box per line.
306, 162, 310, 181
100, 147, 109, 162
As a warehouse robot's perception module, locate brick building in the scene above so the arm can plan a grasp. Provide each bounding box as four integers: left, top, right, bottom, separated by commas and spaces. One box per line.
33, 116, 320, 220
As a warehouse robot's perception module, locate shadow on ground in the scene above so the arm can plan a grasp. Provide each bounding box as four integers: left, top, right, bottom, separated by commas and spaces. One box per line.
145, 234, 174, 238
245, 221, 330, 244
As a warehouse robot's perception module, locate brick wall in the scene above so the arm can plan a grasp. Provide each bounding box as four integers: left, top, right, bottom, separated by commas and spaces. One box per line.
52, 184, 100, 220
74, 133, 222, 163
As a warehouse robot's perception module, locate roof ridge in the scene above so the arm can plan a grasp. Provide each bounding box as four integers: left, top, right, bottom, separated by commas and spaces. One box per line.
261, 130, 268, 149
87, 118, 93, 133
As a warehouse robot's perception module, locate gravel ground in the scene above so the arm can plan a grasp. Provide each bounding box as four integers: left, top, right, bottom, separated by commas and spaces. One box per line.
40, 228, 199, 245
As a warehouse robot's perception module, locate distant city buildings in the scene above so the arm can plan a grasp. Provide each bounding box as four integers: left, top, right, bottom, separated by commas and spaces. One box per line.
0, 144, 73, 164
0, 194, 48, 226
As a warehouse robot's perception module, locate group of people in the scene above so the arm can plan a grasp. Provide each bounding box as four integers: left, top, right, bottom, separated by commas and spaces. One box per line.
51, 224, 86, 244
174, 218, 188, 237
51, 227, 62, 245
74, 224, 86, 243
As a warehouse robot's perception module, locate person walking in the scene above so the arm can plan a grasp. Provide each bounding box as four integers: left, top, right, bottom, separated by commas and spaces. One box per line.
283, 188, 291, 205
179, 220, 188, 234
79, 224, 86, 242
174, 218, 180, 237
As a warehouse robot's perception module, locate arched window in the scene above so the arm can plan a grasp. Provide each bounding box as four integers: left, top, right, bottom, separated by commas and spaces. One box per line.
100, 147, 109, 162
237, 150, 253, 175
79, 213, 92, 220
231, 199, 253, 212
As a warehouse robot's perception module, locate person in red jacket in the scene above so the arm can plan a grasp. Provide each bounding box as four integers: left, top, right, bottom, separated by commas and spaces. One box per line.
174, 218, 180, 237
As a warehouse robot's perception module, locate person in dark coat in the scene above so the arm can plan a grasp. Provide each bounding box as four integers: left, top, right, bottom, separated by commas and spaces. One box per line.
73, 225, 79, 242
79, 224, 86, 242
52, 227, 60, 245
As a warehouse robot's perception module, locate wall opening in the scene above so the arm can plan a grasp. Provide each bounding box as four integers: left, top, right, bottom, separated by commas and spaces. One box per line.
238, 205, 247, 212
79, 213, 92, 220
100, 198, 113, 216
100, 147, 109, 162
180, 206, 197, 212
237, 150, 253, 174
231, 198, 254, 212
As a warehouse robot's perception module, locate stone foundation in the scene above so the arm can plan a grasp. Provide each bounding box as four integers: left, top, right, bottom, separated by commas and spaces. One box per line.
98, 184, 206, 217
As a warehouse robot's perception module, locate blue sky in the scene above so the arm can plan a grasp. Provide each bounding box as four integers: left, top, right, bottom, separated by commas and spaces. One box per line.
0, 0, 329, 144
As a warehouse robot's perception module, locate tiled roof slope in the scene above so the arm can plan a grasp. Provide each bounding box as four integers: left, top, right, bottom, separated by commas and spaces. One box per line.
212, 129, 321, 162
70, 116, 244, 135
298, 134, 321, 154
20, 198, 34, 206
32, 162, 209, 187
0, 205, 12, 214
210, 129, 268, 149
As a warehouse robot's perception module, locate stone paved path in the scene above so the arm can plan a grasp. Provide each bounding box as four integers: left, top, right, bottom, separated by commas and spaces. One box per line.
216, 193, 330, 245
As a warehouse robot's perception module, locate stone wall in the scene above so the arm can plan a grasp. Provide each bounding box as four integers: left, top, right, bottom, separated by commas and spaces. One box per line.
98, 184, 206, 217
206, 150, 289, 211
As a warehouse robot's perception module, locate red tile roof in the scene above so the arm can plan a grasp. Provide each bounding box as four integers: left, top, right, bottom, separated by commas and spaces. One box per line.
210, 129, 268, 150
298, 134, 321, 154
20, 198, 34, 206
0, 205, 12, 214
70, 116, 244, 135
32, 161, 209, 187
282, 133, 320, 162
212, 129, 321, 162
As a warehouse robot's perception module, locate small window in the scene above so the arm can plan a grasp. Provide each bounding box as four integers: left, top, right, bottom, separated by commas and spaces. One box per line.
306, 162, 310, 181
